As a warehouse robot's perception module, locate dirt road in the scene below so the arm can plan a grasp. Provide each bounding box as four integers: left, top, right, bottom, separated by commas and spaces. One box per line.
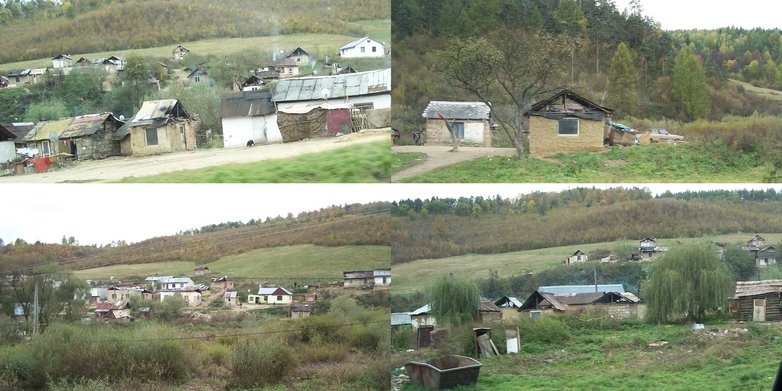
1, 129, 390, 183
391, 145, 517, 182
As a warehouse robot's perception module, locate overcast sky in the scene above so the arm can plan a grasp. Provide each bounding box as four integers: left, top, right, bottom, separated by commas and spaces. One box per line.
3, 183, 782, 246
612, 0, 780, 30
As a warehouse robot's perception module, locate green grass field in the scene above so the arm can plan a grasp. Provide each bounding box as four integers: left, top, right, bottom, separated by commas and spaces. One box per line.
73, 244, 390, 282
391, 233, 782, 294
391, 152, 427, 175
401, 143, 768, 183
0, 19, 389, 70
397, 319, 782, 390
116, 140, 391, 183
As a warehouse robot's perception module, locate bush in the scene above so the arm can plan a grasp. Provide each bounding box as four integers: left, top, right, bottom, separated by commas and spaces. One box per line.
516, 315, 572, 344
393, 327, 415, 350
230, 337, 295, 389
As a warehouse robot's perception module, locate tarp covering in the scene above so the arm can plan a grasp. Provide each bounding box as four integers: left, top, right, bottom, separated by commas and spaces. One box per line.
277, 108, 327, 143
534, 112, 607, 121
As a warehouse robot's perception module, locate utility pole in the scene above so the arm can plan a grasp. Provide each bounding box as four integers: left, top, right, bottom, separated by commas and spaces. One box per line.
33, 277, 38, 336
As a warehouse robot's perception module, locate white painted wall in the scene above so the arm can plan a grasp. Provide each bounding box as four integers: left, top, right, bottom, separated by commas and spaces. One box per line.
463, 122, 486, 143
0, 141, 15, 163
222, 114, 282, 149
340, 38, 385, 58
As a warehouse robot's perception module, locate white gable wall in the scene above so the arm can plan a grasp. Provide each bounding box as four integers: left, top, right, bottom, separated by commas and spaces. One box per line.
341, 38, 385, 58
0, 141, 15, 163
222, 114, 282, 149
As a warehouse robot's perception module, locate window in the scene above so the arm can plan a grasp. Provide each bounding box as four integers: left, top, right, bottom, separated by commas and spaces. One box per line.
41, 140, 50, 156
372, 46, 377, 53
179, 125, 184, 134
354, 103, 373, 111
360, 46, 366, 53
558, 118, 579, 135
452, 122, 465, 139
194, 76, 201, 83
296, 57, 301, 62
111, 294, 116, 299
15, 76, 20, 83
288, 67, 293, 75
145, 128, 158, 146
276, 295, 283, 301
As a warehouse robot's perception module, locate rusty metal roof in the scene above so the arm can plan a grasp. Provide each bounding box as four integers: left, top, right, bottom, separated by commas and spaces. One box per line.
219, 89, 275, 118
273, 68, 390, 103
60, 113, 124, 138
734, 280, 782, 298
479, 300, 502, 312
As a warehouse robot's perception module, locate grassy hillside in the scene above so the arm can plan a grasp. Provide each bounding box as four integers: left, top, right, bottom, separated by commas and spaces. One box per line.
74, 244, 390, 282
391, 234, 782, 294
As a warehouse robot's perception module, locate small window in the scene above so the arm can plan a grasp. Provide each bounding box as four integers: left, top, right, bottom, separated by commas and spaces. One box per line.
179, 125, 184, 134
558, 118, 579, 135
354, 103, 373, 111
277, 295, 283, 301
296, 57, 301, 62
372, 46, 377, 53
288, 68, 293, 75
41, 140, 50, 156
360, 46, 366, 53
452, 122, 465, 139
194, 76, 201, 83
145, 128, 158, 146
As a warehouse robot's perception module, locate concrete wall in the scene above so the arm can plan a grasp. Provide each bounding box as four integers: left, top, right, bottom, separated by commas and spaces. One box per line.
425, 119, 491, 147
529, 116, 604, 156
0, 141, 14, 163
126, 122, 196, 156
223, 114, 282, 149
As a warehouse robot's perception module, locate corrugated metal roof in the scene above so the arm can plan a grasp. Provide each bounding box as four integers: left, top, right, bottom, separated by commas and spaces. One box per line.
479, 300, 502, 312
392, 313, 412, 325
409, 304, 431, 316
219, 89, 275, 118
273, 68, 390, 103
422, 101, 491, 120
539, 284, 625, 294
495, 296, 523, 308
60, 113, 123, 138
27, 118, 72, 141
734, 280, 782, 298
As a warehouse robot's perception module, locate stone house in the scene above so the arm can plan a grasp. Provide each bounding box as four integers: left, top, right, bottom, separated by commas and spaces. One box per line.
113, 99, 197, 156
194, 266, 210, 276
58, 113, 125, 160
223, 291, 238, 306
524, 89, 613, 156
211, 277, 235, 291
23, 118, 72, 158
422, 101, 492, 147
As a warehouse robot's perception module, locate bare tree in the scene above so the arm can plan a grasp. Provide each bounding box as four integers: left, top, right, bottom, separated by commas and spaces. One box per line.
437, 113, 459, 152
435, 29, 574, 158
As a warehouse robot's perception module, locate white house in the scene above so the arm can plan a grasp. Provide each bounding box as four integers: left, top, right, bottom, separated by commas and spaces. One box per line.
373, 268, 391, 288
248, 286, 293, 305
52, 54, 72, 68
219, 88, 281, 148
160, 277, 194, 290
272, 68, 391, 112
160, 289, 202, 307
339, 37, 385, 58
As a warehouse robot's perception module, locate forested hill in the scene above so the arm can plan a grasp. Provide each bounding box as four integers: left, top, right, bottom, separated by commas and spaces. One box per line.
0, 0, 390, 64
391, 188, 782, 264
0, 202, 391, 272
392, 0, 782, 128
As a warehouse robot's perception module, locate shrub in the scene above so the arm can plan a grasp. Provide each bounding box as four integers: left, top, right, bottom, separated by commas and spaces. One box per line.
393, 327, 415, 351
516, 315, 572, 344
229, 337, 295, 389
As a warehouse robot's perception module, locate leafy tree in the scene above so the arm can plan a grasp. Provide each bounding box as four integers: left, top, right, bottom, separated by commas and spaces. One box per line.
672, 47, 710, 121
62, 1, 75, 18
643, 243, 732, 323
554, 0, 586, 38
608, 42, 638, 117
153, 295, 186, 322
156, 82, 225, 135
24, 99, 69, 121
436, 29, 574, 158
427, 273, 480, 327
723, 243, 756, 281
433, 216, 448, 239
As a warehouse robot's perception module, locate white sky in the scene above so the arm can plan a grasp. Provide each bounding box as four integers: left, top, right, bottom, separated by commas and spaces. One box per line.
3, 183, 782, 246
612, 0, 781, 30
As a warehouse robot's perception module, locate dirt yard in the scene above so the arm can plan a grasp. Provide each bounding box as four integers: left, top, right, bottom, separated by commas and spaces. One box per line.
1, 129, 390, 183
391, 145, 517, 182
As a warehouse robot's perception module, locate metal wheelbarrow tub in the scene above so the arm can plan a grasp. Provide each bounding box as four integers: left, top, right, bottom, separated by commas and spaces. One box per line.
405, 355, 482, 390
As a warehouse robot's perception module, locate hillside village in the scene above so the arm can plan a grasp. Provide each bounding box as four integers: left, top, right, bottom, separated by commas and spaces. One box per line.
0, 39, 391, 177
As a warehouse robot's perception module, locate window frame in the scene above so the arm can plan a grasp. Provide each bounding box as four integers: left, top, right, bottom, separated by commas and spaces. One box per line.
557, 118, 579, 136
145, 128, 159, 146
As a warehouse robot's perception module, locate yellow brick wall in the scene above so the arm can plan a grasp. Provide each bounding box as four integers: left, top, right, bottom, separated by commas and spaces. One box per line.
529, 116, 605, 156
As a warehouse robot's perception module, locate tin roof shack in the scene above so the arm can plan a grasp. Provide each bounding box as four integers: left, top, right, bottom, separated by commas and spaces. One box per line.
733, 280, 782, 322
114, 100, 197, 156
524, 89, 612, 156
194, 266, 210, 276
59, 113, 125, 160
566, 249, 588, 265
519, 290, 644, 320
479, 300, 503, 324
409, 304, 436, 330
52, 54, 72, 69
495, 296, 523, 321
219, 89, 281, 148
343, 270, 375, 289
422, 101, 492, 147
24, 118, 72, 158
211, 277, 235, 291
291, 304, 312, 319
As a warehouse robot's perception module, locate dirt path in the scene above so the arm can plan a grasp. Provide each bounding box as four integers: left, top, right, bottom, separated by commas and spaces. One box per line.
391, 145, 517, 182
1, 129, 390, 183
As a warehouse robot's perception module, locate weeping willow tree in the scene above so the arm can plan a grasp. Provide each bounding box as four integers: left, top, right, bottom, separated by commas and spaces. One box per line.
643, 243, 733, 324
427, 273, 481, 327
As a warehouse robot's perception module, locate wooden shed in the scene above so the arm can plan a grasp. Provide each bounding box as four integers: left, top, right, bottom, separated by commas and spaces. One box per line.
733, 280, 782, 322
